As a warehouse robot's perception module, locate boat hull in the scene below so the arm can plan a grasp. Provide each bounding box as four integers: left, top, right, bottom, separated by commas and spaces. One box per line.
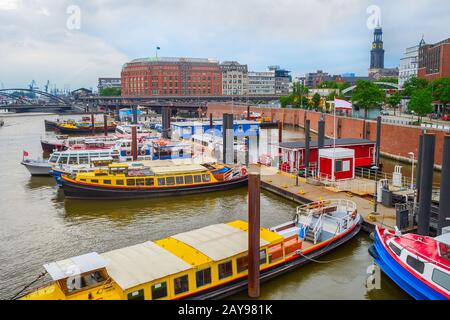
369, 228, 448, 300
44, 120, 58, 131
61, 175, 248, 199
183, 217, 362, 300
56, 126, 116, 134
21, 161, 52, 176
41, 140, 66, 153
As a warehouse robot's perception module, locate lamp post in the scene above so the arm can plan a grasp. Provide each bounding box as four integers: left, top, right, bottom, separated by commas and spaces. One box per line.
372, 165, 379, 214
408, 152, 415, 190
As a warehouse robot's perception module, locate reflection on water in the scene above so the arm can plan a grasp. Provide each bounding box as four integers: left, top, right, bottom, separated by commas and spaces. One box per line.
0, 115, 409, 300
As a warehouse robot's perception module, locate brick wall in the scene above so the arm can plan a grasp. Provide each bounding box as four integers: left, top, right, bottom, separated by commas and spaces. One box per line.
207, 103, 447, 166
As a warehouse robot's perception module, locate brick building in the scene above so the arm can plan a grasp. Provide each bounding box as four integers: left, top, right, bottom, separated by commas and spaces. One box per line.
121, 57, 222, 96
418, 38, 450, 82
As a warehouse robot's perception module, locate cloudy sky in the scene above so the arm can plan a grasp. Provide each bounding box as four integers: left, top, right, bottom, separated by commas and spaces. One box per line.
0, 0, 449, 90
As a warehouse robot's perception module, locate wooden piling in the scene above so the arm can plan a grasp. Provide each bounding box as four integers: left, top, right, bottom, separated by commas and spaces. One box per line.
248, 172, 261, 298
131, 125, 138, 161
418, 133, 435, 236
103, 114, 108, 136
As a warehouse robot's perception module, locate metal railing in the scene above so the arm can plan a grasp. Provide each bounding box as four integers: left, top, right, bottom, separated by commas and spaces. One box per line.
296, 199, 357, 216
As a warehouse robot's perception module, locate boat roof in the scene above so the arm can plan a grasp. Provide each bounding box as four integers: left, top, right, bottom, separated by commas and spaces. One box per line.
101, 241, 192, 291
150, 164, 207, 175
435, 233, 450, 246
171, 222, 270, 262
278, 138, 375, 150
44, 252, 108, 281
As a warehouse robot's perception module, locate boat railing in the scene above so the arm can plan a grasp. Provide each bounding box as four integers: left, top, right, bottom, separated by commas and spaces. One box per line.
296, 199, 357, 216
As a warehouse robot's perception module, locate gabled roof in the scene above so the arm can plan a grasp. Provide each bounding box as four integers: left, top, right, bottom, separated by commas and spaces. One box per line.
171, 223, 269, 262
101, 241, 192, 290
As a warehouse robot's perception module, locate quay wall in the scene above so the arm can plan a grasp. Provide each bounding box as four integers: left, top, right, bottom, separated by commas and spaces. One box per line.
207, 103, 447, 167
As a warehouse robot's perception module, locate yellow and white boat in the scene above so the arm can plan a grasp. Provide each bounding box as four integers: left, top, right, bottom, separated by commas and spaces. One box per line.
19, 200, 361, 300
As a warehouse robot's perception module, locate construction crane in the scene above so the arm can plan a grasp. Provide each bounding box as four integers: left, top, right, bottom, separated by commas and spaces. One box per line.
44, 80, 50, 93
29, 80, 38, 91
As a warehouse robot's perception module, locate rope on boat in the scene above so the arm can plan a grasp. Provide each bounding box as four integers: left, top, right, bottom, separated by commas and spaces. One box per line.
10, 271, 47, 300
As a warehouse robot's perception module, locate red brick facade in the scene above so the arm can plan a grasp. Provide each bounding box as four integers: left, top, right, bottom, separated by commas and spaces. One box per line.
207, 103, 448, 167
418, 38, 450, 81
121, 57, 222, 96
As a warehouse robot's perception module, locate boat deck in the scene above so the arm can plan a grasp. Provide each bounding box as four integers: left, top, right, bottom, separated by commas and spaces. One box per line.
255, 165, 398, 233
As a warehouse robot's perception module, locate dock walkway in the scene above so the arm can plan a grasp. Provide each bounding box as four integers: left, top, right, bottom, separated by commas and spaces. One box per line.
256, 165, 398, 233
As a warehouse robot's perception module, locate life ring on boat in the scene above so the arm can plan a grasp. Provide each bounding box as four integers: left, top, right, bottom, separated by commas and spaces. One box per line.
140, 149, 146, 156
125, 150, 132, 156
351, 210, 358, 220
241, 167, 248, 176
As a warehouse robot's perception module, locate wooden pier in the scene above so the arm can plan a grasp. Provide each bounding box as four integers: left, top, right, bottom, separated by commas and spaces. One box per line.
255, 165, 400, 233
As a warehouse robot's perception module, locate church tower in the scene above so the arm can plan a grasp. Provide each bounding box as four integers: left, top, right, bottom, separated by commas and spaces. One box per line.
370, 27, 385, 69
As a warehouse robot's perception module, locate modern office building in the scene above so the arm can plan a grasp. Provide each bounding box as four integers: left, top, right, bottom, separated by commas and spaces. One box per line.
121, 57, 222, 96
268, 66, 292, 94
418, 38, 450, 82
399, 41, 422, 88
304, 70, 332, 88
98, 78, 121, 92
220, 61, 248, 96
248, 70, 276, 95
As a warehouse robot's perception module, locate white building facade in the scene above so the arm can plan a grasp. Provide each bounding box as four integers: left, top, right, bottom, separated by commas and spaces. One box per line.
220, 61, 248, 96
399, 45, 420, 88
248, 71, 275, 95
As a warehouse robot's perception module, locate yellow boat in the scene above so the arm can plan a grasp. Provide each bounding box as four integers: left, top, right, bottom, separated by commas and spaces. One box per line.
18, 200, 361, 300
60, 161, 248, 199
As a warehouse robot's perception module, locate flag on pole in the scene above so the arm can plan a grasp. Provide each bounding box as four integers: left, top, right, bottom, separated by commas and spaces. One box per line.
156, 47, 161, 50
23, 150, 29, 160
334, 98, 353, 110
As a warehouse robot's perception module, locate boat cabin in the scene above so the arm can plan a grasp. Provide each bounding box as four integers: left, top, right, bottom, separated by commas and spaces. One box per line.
49, 149, 120, 166
318, 148, 355, 181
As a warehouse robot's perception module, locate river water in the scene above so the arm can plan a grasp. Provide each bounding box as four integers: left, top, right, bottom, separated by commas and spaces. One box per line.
0, 114, 409, 300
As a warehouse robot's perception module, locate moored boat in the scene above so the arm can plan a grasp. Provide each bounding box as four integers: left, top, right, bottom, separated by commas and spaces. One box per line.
369, 226, 450, 300
60, 161, 248, 199
56, 122, 117, 134
21, 159, 53, 176
18, 199, 361, 300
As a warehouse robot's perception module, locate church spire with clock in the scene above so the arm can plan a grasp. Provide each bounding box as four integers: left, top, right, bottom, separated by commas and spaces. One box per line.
370, 25, 385, 69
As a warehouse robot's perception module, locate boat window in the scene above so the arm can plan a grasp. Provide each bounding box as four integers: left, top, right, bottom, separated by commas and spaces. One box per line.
185, 176, 193, 184
194, 175, 202, 183
176, 176, 184, 185
438, 243, 450, 260
236, 256, 248, 273
218, 261, 233, 280
59, 156, 68, 165
406, 255, 425, 274
65, 271, 105, 294
127, 289, 145, 300
432, 268, 450, 291
260, 249, 267, 265
166, 177, 175, 186
103, 180, 111, 185
90, 179, 99, 184
151, 282, 167, 300
202, 174, 211, 183
116, 180, 124, 185
49, 155, 59, 163
136, 178, 145, 186
389, 242, 402, 256
80, 178, 86, 182
127, 179, 136, 186
79, 157, 89, 164
174, 275, 189, 295
68, 156, 78, 165
145, 178, 154, 186
196, 268, 212, 288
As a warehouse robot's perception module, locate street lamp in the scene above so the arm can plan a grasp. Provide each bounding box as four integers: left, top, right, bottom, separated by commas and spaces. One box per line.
371, 165, 380, 214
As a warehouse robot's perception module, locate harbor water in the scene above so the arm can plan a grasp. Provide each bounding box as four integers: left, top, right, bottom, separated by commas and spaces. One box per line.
0, 115, 409, 300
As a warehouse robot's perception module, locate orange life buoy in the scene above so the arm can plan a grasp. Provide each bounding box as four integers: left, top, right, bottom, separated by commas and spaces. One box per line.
140, 149, 146, 156
125, 150, 132, 156
241, 167, 248, 176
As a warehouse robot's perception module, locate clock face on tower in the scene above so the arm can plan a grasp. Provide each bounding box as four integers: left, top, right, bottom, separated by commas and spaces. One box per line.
378, 43, 383, 49
373, 43, 377, 49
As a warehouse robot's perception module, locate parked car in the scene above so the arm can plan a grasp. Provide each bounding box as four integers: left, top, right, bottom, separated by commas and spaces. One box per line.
441, 115, 450, 121
380, 110, 389, 116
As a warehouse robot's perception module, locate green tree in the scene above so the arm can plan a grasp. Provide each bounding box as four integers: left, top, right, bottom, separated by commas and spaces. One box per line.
386, 92, 402, 115
402, 76, 428, 97
312, 93, 321, 109
351, 80, 385, 119
279, 82, 309, 109
430, 77, 450, 114
408, 89, 433, 123
100, 87, 121, 96
377, 77, 399, 85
